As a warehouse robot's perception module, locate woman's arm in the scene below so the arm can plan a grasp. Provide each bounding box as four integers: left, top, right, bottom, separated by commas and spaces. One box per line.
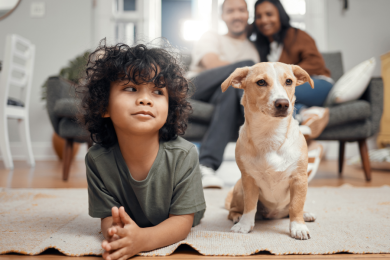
101, 207, 194, 260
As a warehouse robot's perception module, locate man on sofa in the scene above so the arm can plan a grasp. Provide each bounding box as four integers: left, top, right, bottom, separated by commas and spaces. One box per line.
188, 0, 259, 188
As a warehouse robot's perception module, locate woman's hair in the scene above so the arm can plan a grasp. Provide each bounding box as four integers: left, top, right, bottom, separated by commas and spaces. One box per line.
251, 0, 293, 62
78, 40, 192, 149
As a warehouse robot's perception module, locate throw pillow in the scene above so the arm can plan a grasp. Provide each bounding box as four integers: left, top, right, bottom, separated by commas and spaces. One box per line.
324, 57, 376, 106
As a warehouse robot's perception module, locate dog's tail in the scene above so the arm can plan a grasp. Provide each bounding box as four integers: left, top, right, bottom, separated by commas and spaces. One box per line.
225, 187, 234, 210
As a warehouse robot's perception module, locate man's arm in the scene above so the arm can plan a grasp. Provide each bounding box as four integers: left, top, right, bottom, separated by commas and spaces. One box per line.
101, 207, 194, 260
200, 52, 230, 70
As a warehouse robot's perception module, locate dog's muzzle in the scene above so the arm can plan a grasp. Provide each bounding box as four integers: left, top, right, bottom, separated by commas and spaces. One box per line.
274, 99, 289, 117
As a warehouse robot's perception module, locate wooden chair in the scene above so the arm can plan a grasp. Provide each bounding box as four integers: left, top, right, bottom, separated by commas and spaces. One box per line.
0, 34, 35, 169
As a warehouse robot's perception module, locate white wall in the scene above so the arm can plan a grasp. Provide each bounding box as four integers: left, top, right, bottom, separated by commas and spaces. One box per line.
0, 0, 93, 160
326, 0, 390, 77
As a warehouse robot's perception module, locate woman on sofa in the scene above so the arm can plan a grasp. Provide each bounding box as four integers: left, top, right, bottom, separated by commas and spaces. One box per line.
250, 0, 334, 137
198, 0, 333, 187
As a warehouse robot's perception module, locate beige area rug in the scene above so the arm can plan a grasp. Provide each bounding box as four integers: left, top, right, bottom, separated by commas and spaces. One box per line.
1, 186, 390, 256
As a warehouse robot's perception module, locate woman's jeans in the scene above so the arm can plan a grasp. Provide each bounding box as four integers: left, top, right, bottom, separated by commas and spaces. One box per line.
295, 78, 333, 114
192, 62, 333, 171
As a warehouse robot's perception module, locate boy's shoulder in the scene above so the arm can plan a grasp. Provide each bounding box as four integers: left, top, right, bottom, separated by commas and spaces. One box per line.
86, 143, 115, 161
162, 136, 197, 154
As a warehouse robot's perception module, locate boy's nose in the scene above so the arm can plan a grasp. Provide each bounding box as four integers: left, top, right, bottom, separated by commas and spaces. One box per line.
137, 96, 153, 106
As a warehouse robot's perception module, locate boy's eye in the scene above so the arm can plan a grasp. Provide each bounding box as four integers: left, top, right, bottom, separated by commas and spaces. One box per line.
124, 87, 136, 92
153, 89, 163, 95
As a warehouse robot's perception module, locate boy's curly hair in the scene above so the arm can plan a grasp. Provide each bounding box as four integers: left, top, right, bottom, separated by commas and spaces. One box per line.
78, 40, 192, 149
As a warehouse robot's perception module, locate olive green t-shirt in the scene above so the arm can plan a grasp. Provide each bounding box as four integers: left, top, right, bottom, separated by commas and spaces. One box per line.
86, 136, 206, 227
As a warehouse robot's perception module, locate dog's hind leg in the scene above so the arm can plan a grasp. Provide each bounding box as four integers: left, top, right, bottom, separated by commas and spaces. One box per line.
227, 178, 244, 223
303, 212, 316, 222
228, 211, 242, 223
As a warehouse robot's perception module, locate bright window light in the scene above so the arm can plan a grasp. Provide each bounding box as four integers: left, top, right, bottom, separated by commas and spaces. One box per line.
182, 20, 209, 41
280, 0, 306, 15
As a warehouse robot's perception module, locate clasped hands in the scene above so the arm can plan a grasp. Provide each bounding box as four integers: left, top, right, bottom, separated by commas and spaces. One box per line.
102, 206, 145, 260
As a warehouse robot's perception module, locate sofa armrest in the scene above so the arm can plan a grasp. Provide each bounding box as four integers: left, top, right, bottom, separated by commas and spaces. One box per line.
46, 76, 77, 134
53, 98, 81, 118
360, 77, 383, 135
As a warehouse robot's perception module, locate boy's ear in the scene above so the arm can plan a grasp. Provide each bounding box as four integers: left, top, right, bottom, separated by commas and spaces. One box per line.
291, 65, 314, 89
221, 67, 250, 92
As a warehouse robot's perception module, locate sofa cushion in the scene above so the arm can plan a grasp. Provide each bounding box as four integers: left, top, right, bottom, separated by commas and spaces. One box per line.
318, 120, 372, 141
182, 122, 209, 141
189, 99, 215, 124
324, 57, 376, 106
327, 100, 371, 128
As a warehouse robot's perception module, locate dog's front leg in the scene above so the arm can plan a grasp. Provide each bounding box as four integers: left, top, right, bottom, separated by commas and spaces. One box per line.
231, 173, 259, 233
289, 175, 311, 240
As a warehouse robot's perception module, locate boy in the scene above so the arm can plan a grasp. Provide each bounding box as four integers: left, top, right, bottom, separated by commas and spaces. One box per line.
80, 42, 206, 260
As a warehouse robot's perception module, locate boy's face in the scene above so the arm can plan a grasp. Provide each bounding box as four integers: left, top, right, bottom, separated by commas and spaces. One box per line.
104, 80, 169, 137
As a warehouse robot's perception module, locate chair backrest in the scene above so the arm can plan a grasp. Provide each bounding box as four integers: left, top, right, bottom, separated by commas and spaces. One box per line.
0, 34, 36, 110
321, 52, 344, 83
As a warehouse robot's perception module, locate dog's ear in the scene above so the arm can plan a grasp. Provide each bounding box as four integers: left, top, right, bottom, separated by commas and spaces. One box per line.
221, 67, 250, 92
291, 65, 314, 89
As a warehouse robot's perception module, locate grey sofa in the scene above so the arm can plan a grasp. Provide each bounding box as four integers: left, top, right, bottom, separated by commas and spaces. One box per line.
183, 53, 383, 181
46, 76, 90, 181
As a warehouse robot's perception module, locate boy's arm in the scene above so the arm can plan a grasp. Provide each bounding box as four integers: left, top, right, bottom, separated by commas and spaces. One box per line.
102, 207, 194, 260
101, 217, 112, 240
142, 213, 194, 251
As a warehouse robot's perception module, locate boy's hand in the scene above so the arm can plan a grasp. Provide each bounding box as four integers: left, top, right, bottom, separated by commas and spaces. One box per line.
103, 207, 124, 244
102, 207, 145, 260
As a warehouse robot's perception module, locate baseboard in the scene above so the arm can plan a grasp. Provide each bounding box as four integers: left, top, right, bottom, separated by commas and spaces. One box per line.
224, 138, 378, 161
0, 142, 88, 161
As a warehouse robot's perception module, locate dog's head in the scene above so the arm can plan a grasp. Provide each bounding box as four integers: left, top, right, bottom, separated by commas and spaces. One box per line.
221, 62, 314, 118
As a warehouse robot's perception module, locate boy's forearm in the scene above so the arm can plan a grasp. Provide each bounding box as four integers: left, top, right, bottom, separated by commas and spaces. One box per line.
101, 216, 113, 240
139, 214, 194, 252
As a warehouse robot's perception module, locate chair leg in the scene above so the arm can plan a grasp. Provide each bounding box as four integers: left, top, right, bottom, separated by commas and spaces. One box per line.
18, 118, 35, 167
0, 114, 14, 169
63, 139, 74, 181
358, 139, 371, 181
338, 141, 345, 176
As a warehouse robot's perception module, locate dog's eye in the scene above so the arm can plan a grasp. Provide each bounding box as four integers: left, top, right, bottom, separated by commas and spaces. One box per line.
257, 80, 266, 86
286, 79, 292, 85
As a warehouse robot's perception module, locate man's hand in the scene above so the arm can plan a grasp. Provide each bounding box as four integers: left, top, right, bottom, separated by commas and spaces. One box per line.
102, 207, 145, 260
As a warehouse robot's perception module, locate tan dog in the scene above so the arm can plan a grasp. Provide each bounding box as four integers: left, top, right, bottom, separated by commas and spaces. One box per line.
223, 62, 316, 240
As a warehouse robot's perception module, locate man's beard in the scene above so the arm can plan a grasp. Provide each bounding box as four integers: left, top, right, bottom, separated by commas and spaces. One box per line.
229, 20, 247, 37
230, 28, 246, 37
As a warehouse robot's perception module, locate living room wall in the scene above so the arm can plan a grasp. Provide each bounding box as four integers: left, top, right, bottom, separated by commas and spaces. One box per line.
0, 0, 93, 160
326, 0, 390, 77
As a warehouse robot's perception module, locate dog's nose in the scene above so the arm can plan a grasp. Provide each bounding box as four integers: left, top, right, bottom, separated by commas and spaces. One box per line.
274, 99, 289, 111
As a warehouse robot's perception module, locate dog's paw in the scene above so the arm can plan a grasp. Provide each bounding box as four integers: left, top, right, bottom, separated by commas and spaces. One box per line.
290, 221, 311, 240
231, 222, 253, 233
303, 212, 316, 222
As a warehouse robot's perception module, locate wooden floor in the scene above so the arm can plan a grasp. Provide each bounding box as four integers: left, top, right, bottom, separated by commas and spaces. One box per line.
1, 159, 390, 259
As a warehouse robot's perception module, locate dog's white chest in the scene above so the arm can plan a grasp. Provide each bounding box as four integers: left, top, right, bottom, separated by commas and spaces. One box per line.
265, 121, 301, 173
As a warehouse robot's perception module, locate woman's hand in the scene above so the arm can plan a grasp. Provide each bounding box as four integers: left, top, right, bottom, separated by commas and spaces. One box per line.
102, 207, 145, 260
